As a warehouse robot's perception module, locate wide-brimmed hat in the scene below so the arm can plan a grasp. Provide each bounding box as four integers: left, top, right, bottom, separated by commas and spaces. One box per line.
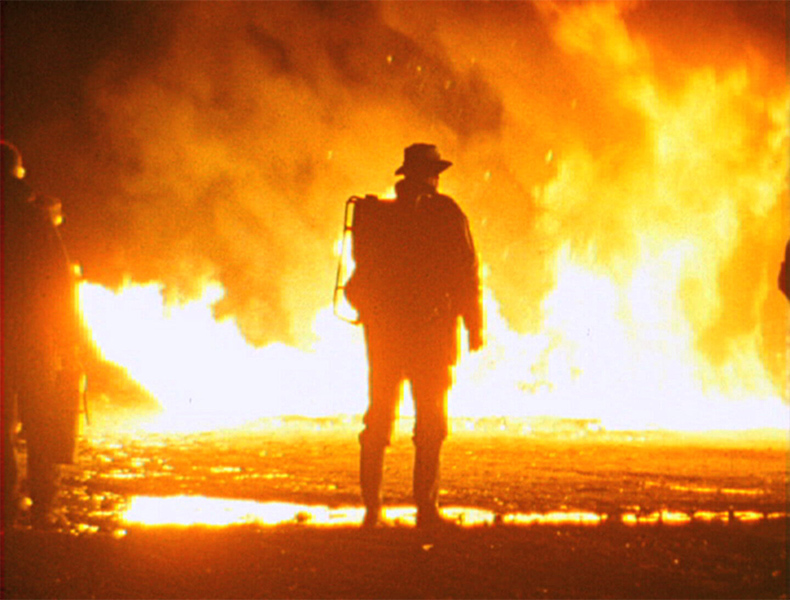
395, 143, 452, 176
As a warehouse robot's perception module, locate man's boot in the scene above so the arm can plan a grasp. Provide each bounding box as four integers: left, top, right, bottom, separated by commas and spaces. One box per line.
360, 442, 386, 528
414, 442, 453, 529
28, 451, 65, 530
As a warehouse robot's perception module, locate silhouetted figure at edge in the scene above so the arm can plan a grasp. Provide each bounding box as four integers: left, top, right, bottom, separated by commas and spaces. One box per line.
345, 143, 484, 529
2, 141, 83, 531
779, 240, 789, 302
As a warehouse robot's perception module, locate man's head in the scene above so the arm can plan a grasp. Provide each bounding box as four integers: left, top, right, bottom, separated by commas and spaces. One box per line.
395, 143, 452, 185
1, 141, 26, 180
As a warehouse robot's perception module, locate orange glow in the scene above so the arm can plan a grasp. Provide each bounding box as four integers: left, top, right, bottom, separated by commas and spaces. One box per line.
123, 496, 365, 528
79, 280, 367, 432
79, 268, 788, 433
621, 510, 692, 526
118, 496, 787, 528
120, 496, 418, 528
667, 483, 765, 496
502, 511, 604, 527
72, 2, 788, 436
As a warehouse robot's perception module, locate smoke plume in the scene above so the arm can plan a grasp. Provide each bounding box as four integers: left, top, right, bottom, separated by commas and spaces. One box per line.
3, 2, 787, 391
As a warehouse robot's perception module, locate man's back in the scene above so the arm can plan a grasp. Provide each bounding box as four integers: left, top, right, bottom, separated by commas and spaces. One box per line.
350, 192, 477, 329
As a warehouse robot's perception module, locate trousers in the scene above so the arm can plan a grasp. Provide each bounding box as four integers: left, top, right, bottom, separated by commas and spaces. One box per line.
358, 318, 455, 517
3, 343, 64, 529
359, 318, 453, 449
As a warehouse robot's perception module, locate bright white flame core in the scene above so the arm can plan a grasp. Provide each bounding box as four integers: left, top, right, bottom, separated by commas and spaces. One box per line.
79, 244, 788, 434
79, 280, 367, 431
123, 496, 365, 527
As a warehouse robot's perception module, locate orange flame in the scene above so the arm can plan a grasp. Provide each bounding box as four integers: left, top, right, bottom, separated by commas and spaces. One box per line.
78, 280, 367, 432
78, 253, 787, 434
72, 2, 788, 436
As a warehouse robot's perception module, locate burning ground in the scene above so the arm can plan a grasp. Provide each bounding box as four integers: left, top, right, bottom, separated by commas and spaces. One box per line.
2, 423, 788, 598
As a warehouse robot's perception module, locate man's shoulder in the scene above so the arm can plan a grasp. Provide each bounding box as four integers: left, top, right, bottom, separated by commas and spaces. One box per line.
429, 192, 456, 204
424, 193, 468, 221
424, 192, 460, 210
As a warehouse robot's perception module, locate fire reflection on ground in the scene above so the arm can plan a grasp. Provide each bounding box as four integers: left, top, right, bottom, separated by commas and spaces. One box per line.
119, 496, 784, 529
120, 496, 609, 528
123, 496, 366, 528
30, 419, 787, 536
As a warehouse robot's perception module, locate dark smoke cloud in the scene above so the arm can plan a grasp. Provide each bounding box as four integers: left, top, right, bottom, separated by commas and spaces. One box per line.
2, 1, 787, 392
3, 1, 508, 347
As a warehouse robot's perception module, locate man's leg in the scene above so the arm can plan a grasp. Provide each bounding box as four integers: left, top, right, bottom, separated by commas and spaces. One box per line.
411, 363, 451, 528
359, 329, 402, 527
26, 447, 60, 528
24, 405, 62, 529
18, 362, 64, 530
359, 439, 387, 528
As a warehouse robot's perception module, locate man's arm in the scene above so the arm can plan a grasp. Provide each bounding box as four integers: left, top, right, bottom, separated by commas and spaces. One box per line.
453, 209, 484, 352
780, 240, 789, 301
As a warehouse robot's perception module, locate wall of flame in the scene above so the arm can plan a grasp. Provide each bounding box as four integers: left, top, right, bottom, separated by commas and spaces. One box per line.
3, 2, 787, 430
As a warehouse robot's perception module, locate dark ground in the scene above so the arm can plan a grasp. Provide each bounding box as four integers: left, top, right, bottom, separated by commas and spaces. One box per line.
3, 518, 787, 599
2, 419, 788, 599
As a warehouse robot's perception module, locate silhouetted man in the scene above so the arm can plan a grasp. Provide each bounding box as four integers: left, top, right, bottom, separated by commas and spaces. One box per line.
345, 143, 484, 528
2, 141, 82, 530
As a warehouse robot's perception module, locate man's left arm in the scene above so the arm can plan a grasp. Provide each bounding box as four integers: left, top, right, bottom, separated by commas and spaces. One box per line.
454, 210, 484, 352
780, 240, 789, 302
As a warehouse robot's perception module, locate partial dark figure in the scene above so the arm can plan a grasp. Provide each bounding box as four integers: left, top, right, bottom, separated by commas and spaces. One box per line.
345, 143, 484, 529
779, 239, 789, 302
2, 141, 83, 531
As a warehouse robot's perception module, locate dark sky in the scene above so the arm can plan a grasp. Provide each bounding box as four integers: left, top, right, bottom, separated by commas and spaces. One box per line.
2, 1, 787, 396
